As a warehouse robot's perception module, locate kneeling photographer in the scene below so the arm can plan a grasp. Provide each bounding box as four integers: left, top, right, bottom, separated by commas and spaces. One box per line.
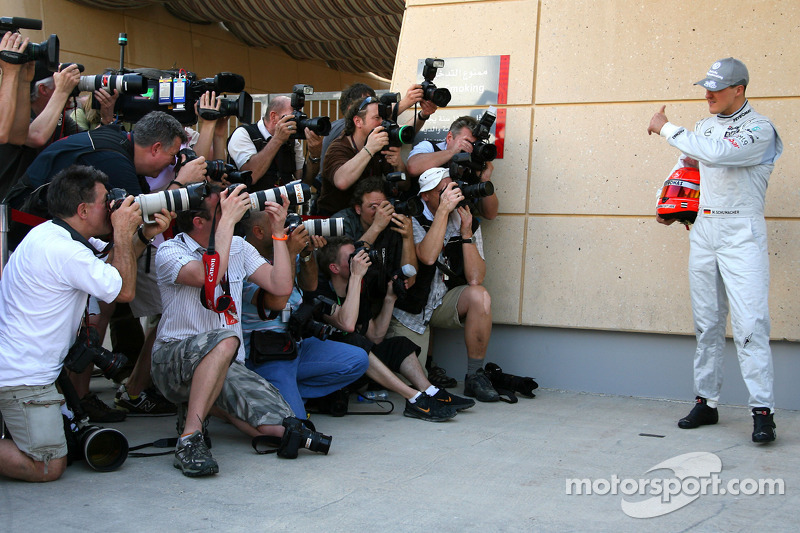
405, 114, 499, 220
0, 165, 173, 482
309, 236, 474, 423
239, 209, 369, 420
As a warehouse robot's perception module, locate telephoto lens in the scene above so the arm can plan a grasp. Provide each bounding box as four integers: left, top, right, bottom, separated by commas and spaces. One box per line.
249, 182, 311, 211
302, 218, 344, 237
136, 182, 209, 223
77, 74, 146, 94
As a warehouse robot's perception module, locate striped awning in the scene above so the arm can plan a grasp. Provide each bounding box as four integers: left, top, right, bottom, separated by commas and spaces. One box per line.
68, 0, 404, 78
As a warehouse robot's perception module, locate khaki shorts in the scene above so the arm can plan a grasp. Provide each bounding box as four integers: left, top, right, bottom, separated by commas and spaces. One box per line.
387, 285, 469, 363
0, 384, 67, 463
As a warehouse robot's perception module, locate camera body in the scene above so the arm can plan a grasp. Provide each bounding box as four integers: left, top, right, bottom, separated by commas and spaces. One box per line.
288, 296, 338, 342
376, 93, 413, 147
421, 57, 451, 107
0, 17, 59, 71
277, 417, 332, 459
455, 179, 494, 209
350, 241, 382, 268
63, 326, 127, 380
384, 171, 424, 217
174, 148, 252, 185
288, 84, 331, 140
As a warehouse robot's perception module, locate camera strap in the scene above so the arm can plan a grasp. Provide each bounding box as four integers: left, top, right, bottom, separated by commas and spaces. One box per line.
51, 218, 112, 258
200, 205, 239, 325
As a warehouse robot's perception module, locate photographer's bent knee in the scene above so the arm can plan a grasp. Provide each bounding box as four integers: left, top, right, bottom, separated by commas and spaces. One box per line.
461, 285, 491, 315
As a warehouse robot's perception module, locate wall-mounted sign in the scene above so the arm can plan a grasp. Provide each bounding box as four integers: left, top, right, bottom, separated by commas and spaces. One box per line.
412, 55, 509, 158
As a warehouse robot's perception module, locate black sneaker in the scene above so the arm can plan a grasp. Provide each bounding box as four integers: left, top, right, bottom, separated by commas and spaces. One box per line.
752, 408, 776, 443
428, 364, 458, 389
433, 389, 476, 411
174, 430, 218, 477
678, 397, 719, 429
404, 392, 457, 422
115, 385, 177, 416
80, 393, 127, 423
464, 369, 500, 402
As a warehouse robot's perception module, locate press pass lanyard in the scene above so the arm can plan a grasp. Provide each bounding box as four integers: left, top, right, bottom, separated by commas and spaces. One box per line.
200, 204, 239, 325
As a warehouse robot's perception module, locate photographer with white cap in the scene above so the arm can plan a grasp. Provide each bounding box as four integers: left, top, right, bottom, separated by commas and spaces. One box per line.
387, 167, 498, 402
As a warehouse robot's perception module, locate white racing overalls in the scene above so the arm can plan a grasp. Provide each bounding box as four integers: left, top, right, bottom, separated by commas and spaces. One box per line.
660, 100, 783, 409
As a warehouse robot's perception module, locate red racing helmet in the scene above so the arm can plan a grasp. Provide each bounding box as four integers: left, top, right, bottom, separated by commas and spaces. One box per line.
656, 167, 700, 223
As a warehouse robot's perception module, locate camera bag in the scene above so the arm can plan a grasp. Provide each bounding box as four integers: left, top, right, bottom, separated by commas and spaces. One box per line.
249, 330, 298, 364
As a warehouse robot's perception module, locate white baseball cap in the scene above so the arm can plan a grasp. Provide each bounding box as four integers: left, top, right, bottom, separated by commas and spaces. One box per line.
418, 167, 449, 193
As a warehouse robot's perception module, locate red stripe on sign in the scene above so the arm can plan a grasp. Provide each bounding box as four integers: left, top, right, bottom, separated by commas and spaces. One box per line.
497, 55, 510, 104
494, 108, 506, 159
10, 209, 48, 228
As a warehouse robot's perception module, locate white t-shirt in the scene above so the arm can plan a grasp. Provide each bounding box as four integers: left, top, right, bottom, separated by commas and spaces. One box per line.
0, 221, 123, 387
227, 119, 304, 172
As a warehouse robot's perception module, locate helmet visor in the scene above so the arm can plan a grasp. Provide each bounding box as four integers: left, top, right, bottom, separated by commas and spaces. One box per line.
660, 179, 700, 201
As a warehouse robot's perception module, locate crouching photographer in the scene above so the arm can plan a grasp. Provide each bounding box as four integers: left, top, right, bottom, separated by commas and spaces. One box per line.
239, 209, 369, 420
309, 236, 475, 422
0, 165, 173, 482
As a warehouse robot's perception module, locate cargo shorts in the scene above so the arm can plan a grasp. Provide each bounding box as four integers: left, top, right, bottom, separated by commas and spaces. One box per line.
0, 384, 68, 463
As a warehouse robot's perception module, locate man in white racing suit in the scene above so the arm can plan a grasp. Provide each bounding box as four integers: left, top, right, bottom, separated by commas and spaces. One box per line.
648, 57, 783, 443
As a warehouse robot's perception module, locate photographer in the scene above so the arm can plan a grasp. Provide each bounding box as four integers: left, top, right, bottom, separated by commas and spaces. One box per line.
316, 96, 407, 216
0, 60, 81, 201
388, 167, 499, 402
5, 110, 190, 215
227, 95, 322, 191
239, 210, 369, 419
152, 184, 299, 477
332, 177, 418, 312
310, 236, 474, 422
319, 83, 438, 174
0, 165, 172, 482
405, 116, 498, 220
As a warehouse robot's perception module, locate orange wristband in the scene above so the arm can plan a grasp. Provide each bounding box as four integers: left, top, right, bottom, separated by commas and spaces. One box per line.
272, 234, 288, 241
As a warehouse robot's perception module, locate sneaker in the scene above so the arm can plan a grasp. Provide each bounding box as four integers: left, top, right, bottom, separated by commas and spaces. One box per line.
464, 369, 500, 402
115, 385, 177, 416
433, 388, 476, 411
174, 430, 218, 477
404, 392, 457, 422
428, 364, 458, 389
80, 393, 127, 423
678, 397, 719, 429
752, 408, 776, 443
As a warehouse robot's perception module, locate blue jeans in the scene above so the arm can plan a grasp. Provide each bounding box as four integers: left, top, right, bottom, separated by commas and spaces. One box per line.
246, 337, 368, 418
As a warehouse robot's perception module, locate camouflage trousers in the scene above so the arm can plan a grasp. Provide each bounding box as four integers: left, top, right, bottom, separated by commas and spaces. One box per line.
152, 328, 294, 429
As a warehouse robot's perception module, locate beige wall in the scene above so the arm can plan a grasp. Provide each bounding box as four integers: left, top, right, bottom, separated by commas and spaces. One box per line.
393, 0, 800, 340
2, 0, 387, 93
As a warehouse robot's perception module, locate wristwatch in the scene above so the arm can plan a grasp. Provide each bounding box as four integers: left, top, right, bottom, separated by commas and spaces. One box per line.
308, 156, 321, 163
137, 226, 155, 245
300, 252, 313, 262
461, 237, 474, 244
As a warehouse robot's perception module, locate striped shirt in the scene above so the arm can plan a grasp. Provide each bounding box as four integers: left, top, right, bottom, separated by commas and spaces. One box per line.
154, 232, 267, 362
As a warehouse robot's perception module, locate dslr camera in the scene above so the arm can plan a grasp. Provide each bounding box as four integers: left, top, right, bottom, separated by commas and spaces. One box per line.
288, 84, 331, 139
384, 172, 423, 217
288, 296, 338, 342
376, 93, 414, 147
421, 57, 451, 107
449, 107, 498, 182
277, 417, 332, 459
174, 148, 252, 186
63, 326, 127, 380
350, 240, 382, 268
0, 17, 59, 70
